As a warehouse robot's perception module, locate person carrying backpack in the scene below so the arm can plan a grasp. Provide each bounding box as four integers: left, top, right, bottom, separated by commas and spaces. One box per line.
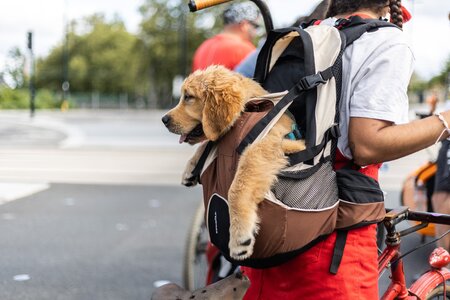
237, 0, 447, 299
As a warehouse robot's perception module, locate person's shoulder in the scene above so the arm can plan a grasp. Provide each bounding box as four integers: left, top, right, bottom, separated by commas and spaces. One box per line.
353, 24, 413, 57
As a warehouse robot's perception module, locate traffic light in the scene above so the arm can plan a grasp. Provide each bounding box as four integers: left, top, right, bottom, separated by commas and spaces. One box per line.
27, 31, 33, 50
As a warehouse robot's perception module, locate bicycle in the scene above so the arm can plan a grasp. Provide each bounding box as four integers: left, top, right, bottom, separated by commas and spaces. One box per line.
379, 206, 450, 299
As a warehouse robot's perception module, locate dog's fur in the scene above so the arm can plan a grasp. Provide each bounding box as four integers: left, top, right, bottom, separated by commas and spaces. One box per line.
162, 65, 305, 260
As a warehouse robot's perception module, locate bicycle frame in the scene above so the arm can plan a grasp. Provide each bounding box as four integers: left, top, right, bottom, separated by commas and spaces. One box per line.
380, 244, 450, 299
380, 207, 450, 299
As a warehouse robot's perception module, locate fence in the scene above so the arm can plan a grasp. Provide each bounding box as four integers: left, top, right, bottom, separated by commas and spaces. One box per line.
68, 92, 155, 109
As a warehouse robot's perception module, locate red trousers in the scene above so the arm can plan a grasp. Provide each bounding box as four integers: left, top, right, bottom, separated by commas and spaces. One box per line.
241, 224, 378, 300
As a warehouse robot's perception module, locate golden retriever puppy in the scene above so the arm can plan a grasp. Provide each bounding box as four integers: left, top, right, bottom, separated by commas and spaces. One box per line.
162, 65, 305, 260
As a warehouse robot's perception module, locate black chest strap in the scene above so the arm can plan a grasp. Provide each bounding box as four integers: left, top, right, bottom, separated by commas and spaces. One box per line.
188, 141, 215, 184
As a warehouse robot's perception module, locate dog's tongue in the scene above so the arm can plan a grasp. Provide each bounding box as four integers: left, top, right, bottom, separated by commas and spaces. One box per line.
179, 134, 188, 144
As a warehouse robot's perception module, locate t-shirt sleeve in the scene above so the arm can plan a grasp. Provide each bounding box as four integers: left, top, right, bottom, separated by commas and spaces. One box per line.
349, 42, 415, 124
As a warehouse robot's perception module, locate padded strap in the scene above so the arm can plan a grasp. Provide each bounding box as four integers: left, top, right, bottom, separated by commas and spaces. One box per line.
287, 125, 340, 165
189, 141, 215, 183
329, 230, 348, 275
236, 84, 303, 154
254, 27, 315, 84
340, 16, 399, 46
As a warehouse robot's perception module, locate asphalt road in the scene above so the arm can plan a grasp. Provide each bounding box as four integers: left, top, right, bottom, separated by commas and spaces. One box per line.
0, 109, 443, 299
0, 183, 202, 300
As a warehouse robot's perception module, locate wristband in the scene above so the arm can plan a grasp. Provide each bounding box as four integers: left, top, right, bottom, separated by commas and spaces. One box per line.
434, 113, 450, 144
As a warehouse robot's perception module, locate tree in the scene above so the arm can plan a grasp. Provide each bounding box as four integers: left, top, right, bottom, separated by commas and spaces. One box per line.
2, 47, 26, 89
137, 0, 222, 107
428, 57, 450, 88
36, 14, 140, 95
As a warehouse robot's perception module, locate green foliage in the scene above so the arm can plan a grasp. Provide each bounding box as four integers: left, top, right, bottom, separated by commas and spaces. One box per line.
3, 2, 230, 109
36, 14, 140, 94
35, 89, 60, 109
408, 57, 450, 97
136, 0, 222, 107
0, 87, 60, 109
428, 57, 450, 88
408, 72, 428, 93
3, 47, 27, 89
0, 87, 29, 109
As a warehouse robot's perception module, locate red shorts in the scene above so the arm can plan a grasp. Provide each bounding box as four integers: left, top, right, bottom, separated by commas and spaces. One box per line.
241, 224, 378, 300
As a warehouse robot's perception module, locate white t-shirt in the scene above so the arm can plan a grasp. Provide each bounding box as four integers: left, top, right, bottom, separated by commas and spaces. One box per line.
323, 18, 415, 159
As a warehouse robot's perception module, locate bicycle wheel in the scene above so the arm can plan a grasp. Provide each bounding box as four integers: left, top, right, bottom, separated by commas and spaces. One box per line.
183, 201, 208, 290
425, 282, 450, 299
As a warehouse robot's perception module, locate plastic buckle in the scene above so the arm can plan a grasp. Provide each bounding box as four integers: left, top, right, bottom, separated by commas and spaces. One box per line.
299, 72, 327, 90
335, 18, 350, 29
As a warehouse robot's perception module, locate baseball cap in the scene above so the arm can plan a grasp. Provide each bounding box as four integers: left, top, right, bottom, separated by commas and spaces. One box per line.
223, 3, 260, 26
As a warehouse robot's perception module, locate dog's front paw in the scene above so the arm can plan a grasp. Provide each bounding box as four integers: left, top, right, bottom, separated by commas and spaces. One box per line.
229, 224, 257, 260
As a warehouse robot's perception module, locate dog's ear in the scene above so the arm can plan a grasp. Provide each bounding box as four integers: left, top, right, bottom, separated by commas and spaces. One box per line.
201, 68, 246, 141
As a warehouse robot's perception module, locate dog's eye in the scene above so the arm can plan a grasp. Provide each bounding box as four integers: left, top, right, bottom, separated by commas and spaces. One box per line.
184, 94, 193, 102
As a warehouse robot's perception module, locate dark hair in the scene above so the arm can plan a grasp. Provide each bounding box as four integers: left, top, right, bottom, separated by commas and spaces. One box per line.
326, 0, 403, 28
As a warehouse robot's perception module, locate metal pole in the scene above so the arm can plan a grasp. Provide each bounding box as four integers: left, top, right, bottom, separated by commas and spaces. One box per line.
61, 0, 70, 111
27, 31, 35, 118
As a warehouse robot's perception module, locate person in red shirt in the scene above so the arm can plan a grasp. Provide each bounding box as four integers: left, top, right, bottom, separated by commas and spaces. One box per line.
192, 3, 259, 72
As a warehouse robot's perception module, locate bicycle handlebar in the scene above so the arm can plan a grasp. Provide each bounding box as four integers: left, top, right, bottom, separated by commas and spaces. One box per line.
408, 210, 450, 226
188, 0, 274, 34
385, 206, 450, 226
188, 0, 232, 12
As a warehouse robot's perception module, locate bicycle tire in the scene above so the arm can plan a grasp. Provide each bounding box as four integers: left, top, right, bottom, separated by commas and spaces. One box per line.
183, 201, 208, 290
425, 282, 450, 299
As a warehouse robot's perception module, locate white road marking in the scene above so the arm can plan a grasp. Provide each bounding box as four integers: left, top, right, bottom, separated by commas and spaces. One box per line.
0, 183, 50, 205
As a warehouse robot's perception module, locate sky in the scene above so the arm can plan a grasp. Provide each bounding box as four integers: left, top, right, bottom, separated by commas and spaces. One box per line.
0, 0, 449, 80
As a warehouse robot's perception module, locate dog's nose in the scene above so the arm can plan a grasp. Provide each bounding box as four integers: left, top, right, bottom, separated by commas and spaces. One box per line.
161, 115, 171, 126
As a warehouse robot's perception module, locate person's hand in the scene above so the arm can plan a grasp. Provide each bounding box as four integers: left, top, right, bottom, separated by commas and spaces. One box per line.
426, 94, 438, 114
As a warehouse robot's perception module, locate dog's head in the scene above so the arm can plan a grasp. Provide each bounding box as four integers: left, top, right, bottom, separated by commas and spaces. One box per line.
162, 65, 249, 144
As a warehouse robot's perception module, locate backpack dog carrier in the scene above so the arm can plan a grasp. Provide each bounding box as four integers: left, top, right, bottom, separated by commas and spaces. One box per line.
191, 17, 398, 270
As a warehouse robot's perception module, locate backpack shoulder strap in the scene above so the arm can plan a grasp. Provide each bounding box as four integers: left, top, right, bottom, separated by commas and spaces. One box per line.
254, 27, 315, 84
339, 16, 400, 46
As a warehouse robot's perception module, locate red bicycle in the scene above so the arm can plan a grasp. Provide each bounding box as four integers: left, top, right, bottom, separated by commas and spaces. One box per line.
379, 206, 450, 299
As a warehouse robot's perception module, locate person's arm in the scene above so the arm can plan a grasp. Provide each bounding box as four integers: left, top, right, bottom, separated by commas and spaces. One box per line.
349, 112, 450, 166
